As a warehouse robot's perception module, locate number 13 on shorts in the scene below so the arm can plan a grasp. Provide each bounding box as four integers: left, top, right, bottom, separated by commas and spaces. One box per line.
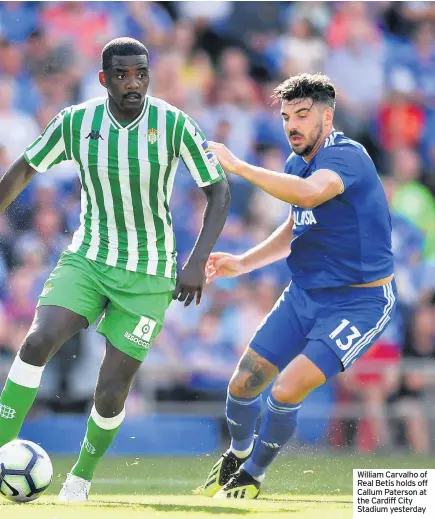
329, 319, 361, 351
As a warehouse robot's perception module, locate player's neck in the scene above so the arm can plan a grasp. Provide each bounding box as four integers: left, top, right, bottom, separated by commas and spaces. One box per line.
108, 97, 145, 125
303, 129, 334, 163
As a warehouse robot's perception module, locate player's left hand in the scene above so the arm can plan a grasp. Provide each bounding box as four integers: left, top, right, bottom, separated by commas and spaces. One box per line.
208, 141, 243, 175
173, 259, 206, 307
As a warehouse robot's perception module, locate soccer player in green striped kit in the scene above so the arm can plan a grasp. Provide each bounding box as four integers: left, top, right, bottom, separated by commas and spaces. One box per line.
0, 38, 230, 501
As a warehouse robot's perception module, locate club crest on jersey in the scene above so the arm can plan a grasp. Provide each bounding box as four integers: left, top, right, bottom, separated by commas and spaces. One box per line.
147, 128, 159, 144
41, 282, 53, 297
293, 209, 317, 226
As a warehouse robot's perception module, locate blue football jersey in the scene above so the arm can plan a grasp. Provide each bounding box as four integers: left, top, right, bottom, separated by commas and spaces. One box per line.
285, 131, 394, 289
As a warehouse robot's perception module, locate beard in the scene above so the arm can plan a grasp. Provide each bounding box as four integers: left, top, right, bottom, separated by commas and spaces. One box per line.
291, 121, 323, 157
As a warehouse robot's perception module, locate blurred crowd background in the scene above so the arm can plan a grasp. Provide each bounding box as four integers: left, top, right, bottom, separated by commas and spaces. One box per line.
1, 1, 435, 454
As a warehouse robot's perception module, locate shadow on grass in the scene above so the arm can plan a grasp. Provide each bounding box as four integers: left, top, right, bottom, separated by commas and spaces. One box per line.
263, 497, 352, 505
92, 501, 292, 514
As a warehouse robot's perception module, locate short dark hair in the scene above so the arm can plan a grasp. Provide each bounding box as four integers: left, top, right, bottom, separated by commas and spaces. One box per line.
272, 73, 336, 109
101, 37, 149, 71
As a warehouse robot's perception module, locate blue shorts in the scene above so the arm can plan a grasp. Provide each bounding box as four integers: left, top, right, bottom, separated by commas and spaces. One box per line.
249, 280, 397, 380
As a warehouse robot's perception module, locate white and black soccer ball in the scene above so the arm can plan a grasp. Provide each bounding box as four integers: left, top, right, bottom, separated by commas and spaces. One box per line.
0, 440, 53, 502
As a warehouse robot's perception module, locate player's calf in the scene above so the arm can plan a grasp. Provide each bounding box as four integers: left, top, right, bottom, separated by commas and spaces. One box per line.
237, 355, 325, 488
0, 307, 87, 447
63, 341, 140, 492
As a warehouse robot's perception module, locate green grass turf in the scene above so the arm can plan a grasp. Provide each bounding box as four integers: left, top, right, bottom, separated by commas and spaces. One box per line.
0, 453, 433, 518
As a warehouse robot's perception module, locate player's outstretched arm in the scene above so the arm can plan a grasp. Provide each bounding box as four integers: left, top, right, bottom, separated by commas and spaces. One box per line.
0, 155, 37, 212
206, 213, 293, 284
209, 141, 343, 208
173, 177, 230, 307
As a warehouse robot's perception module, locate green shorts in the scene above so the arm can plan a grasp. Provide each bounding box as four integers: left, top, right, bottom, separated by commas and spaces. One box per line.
38, 251, 175, 362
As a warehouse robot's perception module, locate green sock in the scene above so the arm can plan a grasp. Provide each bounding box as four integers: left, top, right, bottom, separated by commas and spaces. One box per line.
71, 410, 124, 481
0, 379, 39, 447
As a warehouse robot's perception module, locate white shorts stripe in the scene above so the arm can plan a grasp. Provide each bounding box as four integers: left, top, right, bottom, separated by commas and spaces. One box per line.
342, 283, 395, 367
342, 283, 394, 367
342, 282, 392, 365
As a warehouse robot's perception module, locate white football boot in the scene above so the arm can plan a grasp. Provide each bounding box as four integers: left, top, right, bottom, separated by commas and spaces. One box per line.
58, 473, 91, 503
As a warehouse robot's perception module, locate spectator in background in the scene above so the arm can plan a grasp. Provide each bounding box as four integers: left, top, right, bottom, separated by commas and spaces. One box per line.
382, 1, 435, 39
390, 148, 435, 258
326, 14, 385, 140
211, 119, 255, 219
327, 1, 381, 49
0, 251, 7, 298
0, 79, 39, 161
24, 29, 80, 111
214, 47, 263, 110
390, 302, 435, 453
3, 269, 36, 352
40, 2, 115, 63
277, 17, 327, 77
383, 176, 427, 307
377, 90, 425, 157
0, 302, 12, 384
0, 302, 10, 352
0, 38, 40, 115
148, 50, 188, 108
182, 311, 237, 399
289, 2, 331, 35
229, 276, 279, 354
0, 2, 38, 43
13, 205, 68, 269
249, 147, 289, 230
337, 338, 401, 453
201, 48, 259, 161
0, 211, 12, 270
0, 142, 9, 176
387, 22, 435, 109
123, 1, 173, 51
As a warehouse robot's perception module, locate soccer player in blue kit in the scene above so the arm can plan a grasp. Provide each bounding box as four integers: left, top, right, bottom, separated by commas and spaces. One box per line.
200, 73, 396, 499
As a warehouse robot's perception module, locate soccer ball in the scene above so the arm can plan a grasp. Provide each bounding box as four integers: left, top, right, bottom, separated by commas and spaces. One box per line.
0, 440, 53, 502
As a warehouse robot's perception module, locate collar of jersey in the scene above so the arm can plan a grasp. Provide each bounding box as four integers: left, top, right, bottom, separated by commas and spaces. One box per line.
301, 129, 344, 164
105, 96, 149, 131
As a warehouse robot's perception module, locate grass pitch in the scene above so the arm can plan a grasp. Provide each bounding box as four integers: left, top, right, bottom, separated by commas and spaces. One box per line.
1, 452, 433, 518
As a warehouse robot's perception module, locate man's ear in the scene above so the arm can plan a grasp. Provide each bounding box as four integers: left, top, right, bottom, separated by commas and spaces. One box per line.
99, 70, 107, 89
324, 106, 334, 126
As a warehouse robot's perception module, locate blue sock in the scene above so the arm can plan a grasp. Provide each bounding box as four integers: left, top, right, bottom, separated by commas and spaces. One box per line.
243, 395, 301, 479
226, 391, 262, 454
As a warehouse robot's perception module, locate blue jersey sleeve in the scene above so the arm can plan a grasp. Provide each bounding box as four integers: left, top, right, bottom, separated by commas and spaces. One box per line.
316, 146, 363, 191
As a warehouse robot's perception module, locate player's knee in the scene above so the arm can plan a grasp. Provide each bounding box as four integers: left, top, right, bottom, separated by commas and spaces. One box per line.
19, 329, 57, 367
228, 372, 262, 399
94, 381, 129, 417
271, 380, 306, 405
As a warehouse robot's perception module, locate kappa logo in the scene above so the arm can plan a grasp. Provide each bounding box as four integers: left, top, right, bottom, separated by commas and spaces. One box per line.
147, 128, 158, 144
124, 316, 158, 348
227, 418, 242, 427
86, 130, 104, 140
0, 404, 16, 420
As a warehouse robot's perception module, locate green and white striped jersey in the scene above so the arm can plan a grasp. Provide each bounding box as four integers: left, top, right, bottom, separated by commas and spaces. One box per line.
24, 96, 225, 279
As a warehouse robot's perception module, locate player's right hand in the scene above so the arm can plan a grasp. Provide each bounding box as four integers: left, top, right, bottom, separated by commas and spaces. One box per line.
205, 252, 246, 284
